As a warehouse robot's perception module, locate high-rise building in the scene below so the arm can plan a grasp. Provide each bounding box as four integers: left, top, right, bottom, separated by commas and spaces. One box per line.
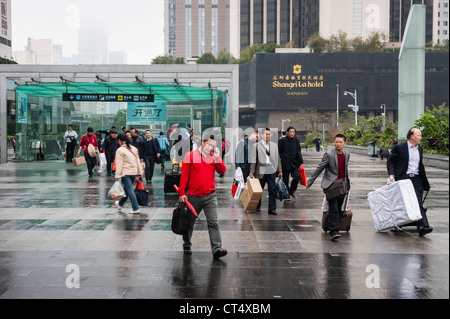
0, 0, 12, 59
389, 0, 434, 43
433, 0, 449, 45
164, 0, 234, 59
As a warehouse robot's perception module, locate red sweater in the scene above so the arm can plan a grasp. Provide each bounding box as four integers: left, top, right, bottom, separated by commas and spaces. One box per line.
178, 150, 226, 197
79, 133, 98, 152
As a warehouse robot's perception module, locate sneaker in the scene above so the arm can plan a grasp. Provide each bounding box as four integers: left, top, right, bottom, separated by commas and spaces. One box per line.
184, 247, 192, 255
129, 210, 140, 214
213, 249, 227, 259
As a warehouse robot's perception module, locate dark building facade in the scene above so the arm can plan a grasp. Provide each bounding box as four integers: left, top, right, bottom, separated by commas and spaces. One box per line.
390, 0, 434, 43
239, 0, 319, 51
239, 52, 449, 134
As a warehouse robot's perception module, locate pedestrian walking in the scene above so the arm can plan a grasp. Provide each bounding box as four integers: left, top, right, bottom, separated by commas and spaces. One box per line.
306, 134, 350, 241
76, 127, 98, 177
103, 130, 119, 176
115, 133, 144, 214
314, 135, 322, 152
141, 129, 161, 184
130, 127, 144, 159
278, 126, 303, 200
387, 128, 433, 236
157, 131, 169, 170
249, 128, 282, 215
64, 124, 78, 163
178, 134, 227, 259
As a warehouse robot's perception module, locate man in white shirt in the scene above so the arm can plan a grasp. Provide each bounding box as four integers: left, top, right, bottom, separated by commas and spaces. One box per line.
249, 128, 282, 215
387, 128, 432, 236
64, 124, 78, 163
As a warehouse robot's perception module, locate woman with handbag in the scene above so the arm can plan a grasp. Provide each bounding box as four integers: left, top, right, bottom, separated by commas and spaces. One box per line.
76, 127, 99, 177
115, 133, 144, 214
306, 134, 350, 241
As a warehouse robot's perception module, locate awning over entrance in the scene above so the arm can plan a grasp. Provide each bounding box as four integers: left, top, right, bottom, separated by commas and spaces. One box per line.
15, 82, 216, 103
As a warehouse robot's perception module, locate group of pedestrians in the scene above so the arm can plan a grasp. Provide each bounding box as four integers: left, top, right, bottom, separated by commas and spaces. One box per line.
65, 124, 433, 258
234, 126, 432, 243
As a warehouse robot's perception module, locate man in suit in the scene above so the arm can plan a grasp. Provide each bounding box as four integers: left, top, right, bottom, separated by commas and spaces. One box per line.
387, 128, 432, 236
249, 128, 283, 215
306, 134, 350, 241
278, 126, 303, 200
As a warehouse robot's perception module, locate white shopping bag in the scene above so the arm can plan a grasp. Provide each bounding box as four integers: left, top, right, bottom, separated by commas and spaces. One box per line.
98, 153, 107, 173
322, 191, 350, 212
232, 167, 245, 200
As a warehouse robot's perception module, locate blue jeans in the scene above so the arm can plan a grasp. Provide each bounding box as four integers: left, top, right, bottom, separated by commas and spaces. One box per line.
119, 175, 139, 211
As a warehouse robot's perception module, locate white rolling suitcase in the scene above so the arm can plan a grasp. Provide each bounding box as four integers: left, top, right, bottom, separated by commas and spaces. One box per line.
367, 179, 422, 231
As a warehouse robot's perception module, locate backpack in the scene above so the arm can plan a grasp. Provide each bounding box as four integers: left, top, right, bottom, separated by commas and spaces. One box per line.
171, 201, 195, 235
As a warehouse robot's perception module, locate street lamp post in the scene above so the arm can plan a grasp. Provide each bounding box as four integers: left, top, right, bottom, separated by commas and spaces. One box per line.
380, 104, 386, 130
344, 89, 358, 125
336, 84, 339, 127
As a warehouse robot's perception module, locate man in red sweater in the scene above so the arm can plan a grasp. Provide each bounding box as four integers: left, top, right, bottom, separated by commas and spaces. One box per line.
76, 127, 99, 177
178, 134, 227, 259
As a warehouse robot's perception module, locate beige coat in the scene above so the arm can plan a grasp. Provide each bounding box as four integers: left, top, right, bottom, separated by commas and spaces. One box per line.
115, 145, 143, 178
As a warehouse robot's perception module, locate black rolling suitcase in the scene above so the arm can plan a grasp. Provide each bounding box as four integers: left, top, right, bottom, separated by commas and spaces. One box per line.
164, 163, 181, 194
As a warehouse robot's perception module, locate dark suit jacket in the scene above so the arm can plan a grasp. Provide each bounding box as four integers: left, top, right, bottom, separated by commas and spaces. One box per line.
387, 142, 430, 191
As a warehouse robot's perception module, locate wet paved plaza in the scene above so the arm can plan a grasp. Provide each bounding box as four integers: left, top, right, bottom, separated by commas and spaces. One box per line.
0, 150, 448, 299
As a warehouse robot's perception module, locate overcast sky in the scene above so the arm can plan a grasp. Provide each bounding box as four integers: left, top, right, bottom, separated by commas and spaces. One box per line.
11, 0, 165, 64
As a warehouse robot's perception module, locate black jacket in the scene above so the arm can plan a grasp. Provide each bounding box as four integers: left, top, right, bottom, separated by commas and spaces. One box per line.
278, 136, 303, 170
387, 141, 430, 191
141, 138, 161, 161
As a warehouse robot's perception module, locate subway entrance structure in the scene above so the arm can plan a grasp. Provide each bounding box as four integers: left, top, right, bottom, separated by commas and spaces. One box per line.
0, 64, 239, 163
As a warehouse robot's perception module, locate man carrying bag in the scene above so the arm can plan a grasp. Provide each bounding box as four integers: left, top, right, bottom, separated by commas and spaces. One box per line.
76, 127, 99, 177
306, 134, 350, 241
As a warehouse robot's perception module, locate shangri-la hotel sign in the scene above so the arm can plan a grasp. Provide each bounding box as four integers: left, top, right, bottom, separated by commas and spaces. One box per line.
272, 64, 324, 96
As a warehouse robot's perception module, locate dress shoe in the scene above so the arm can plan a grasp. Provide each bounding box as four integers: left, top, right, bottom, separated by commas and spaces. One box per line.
213, 249, 227, 259
289, 193, 296, 199
331, 233, 341, 241
268, 211, 277, 215
255, 207, 261, 212
418, 226, 433, 237
184, 247, 192, 255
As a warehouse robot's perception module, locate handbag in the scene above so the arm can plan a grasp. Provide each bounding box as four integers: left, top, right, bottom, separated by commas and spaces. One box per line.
275, 177, 289, 201
171, 201, 196, 235
88, 143, 99, 157
298, 165, 307, 186
323, 178, 348, 201
134, 178, 149, 206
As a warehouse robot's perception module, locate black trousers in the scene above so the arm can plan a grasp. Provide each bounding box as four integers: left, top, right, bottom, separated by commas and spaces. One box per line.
328, 196, 346, 235
144, 156, 156, 182
282, 166, 300, 195
84, 153, 97, 176
66, 142, 76, 162
106, 152, 115, 174
409, 175, 430, 228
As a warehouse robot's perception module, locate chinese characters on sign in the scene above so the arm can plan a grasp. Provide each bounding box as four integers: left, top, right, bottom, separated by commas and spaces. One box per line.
127, 102, 167, 126
62, 93, 154, 102
272, 64, 325, 96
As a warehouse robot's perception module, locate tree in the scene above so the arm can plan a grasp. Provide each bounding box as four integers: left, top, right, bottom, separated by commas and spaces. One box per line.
0, 57, 17, 64
414, 103, 449, 155
151, 55, 185, 64
307, 31, 387, 53
196, 52, 217, 64
238, 43, 282, 63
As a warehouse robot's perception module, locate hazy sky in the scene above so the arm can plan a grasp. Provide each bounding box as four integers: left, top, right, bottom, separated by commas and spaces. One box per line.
11, 0, 165, 64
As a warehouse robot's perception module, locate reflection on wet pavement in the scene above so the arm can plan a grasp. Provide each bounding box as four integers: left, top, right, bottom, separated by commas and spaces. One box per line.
0, 151, 448, 299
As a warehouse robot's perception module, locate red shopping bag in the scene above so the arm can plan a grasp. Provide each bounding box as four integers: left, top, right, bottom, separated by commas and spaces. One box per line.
299, 165, 307, 186
135, 177, 146, 191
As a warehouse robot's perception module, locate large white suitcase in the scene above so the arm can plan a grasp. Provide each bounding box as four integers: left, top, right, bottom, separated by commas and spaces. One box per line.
367, 179, 422, 231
